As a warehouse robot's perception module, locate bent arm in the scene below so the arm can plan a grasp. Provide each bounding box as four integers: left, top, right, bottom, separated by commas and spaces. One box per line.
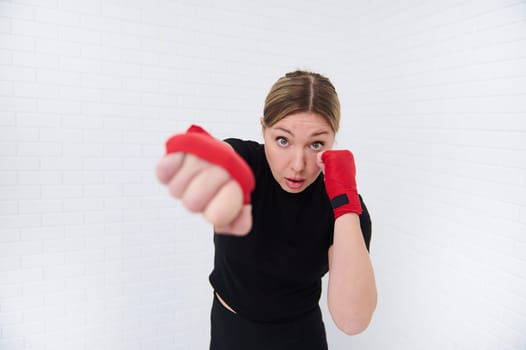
327, 213, 377, 335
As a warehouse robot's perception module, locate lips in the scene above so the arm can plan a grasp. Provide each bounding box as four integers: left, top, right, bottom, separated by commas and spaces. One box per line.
285, 177, 305, 190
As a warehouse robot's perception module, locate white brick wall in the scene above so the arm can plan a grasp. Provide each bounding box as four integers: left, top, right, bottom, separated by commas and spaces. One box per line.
1, 1, 525, 349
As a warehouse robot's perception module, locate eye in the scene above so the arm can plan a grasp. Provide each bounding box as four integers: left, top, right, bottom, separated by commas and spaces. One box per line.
310, 141, 324, 151
276, 136, 289, 147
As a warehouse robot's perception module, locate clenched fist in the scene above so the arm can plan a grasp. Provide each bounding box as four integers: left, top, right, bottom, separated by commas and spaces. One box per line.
156, 125, 255, 235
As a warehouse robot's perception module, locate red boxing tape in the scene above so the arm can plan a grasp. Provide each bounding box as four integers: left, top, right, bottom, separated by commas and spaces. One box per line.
165, 125, 255, 204
321, 150, 362, 218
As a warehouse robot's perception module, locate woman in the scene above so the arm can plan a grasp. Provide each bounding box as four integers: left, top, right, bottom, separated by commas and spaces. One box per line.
156, 70, 377, 349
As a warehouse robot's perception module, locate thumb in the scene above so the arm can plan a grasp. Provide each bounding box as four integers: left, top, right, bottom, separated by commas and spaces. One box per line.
316, 151, 326, 173
214, 204, 253, 236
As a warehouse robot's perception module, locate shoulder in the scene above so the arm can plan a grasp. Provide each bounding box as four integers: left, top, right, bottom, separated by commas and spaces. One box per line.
224, 138, 264, 170
224, 138, 262, 153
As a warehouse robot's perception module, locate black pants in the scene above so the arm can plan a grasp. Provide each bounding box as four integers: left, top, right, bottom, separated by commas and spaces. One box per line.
210, 294, 328, 350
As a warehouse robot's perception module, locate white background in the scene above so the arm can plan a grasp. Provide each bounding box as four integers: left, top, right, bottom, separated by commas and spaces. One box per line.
1, 0, 525, 349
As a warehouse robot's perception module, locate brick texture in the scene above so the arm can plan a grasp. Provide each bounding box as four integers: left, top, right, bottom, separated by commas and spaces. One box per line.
1, 1, 525, 349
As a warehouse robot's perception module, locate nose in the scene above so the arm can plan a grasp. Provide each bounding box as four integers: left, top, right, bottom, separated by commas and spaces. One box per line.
290, 148, 306, 172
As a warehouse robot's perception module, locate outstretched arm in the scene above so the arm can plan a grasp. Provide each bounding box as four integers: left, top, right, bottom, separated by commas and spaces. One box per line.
156, 125, 254, 236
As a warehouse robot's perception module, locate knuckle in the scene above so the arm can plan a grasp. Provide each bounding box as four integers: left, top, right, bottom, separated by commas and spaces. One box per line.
168, 180, 183, 198
181, 194, 202, 212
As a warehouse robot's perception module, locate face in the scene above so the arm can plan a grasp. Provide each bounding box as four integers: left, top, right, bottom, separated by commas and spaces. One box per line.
262, 112, 335, 193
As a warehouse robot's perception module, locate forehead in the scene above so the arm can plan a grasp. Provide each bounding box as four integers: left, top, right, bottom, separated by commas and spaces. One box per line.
271, 112, 333, 133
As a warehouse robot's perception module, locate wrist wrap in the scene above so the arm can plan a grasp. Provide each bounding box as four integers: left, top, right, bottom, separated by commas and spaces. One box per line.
321, 150, 362, 218
165, 125, 255, 204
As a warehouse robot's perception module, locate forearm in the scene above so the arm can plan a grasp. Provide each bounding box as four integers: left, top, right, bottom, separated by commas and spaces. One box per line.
327, 213, 377, 335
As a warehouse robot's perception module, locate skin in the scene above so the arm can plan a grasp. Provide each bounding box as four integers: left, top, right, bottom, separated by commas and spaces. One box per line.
156, 112, 377, 334
263, 112, 377, 334
261, 111, 335, 193
156, 153, 251, 235
156, 111, 333, 234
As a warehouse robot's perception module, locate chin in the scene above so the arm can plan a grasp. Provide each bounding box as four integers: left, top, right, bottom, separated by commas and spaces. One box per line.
285, 188, 303, 194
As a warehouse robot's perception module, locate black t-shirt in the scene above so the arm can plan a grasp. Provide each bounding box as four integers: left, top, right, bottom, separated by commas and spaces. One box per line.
209, 139, 372, 322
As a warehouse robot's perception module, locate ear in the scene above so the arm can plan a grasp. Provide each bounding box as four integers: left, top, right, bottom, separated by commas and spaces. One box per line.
259, 116, 265, 127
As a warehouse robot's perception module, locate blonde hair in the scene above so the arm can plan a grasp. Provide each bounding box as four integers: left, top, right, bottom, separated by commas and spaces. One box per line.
262, 70, 340, 132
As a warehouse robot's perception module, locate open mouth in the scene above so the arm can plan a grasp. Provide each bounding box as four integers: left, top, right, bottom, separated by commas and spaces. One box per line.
285, 177, 305, 190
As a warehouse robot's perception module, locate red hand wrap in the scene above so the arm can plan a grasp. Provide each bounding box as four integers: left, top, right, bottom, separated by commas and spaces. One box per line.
165, 125, 255, 204
321, 150, 362, 218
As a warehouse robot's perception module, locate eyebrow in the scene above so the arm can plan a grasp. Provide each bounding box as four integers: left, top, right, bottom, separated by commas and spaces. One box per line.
275, 126, 330, 137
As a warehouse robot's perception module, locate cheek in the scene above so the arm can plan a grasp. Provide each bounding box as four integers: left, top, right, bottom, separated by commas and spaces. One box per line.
273, 153, 289, 172
306, 153, 322, 174
265, 147, 285, 172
